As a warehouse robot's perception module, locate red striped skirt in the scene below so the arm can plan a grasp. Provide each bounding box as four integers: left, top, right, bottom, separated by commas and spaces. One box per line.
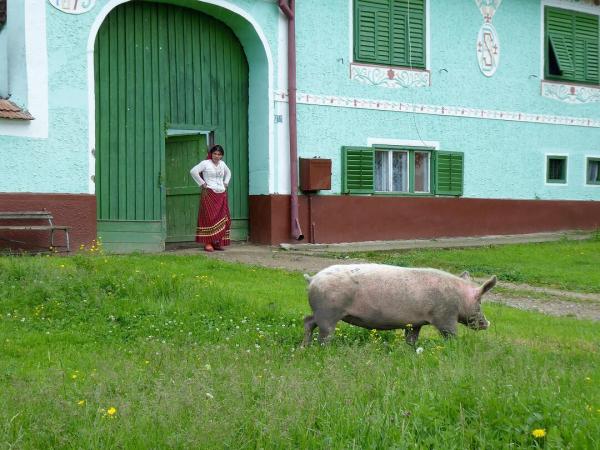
195, 188, 231, 245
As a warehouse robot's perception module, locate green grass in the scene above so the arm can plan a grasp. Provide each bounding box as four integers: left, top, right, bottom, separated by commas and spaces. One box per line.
1, 253, 599, 449
337, 237, 600, 293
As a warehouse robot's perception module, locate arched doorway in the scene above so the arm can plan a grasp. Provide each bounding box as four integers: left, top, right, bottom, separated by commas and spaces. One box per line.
94, 1, 249, 251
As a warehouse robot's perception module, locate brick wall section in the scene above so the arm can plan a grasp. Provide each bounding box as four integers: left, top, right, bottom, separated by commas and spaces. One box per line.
0, 193, 96, 252
250, 195, 600, 245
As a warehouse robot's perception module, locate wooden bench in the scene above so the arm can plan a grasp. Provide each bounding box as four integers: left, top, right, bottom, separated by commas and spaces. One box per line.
0, 210, 71, 252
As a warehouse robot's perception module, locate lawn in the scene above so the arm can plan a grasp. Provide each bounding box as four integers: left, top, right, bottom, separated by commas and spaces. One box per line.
337, 235, 600, 293
1, 250, 599, 448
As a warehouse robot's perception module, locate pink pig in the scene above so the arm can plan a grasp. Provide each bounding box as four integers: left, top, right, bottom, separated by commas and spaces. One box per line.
302, 264, 496, 346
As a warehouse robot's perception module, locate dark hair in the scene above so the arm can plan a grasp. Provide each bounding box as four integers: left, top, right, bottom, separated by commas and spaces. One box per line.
209, 144, 224, 155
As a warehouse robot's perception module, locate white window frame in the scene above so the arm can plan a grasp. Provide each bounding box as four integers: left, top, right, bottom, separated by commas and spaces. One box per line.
368, 138, 438, 194
375, 149, 410, 193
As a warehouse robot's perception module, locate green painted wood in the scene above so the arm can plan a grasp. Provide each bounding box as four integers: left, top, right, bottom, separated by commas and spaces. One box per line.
95, 2, 249, 251
434, 151, 464, 196
354, 0, 425, 68
165, 135, 204, 242
546, 7, 599, 84
355, 0, 390, 65
97, 220, 164, 252
391, 0, 425, 68
342, 147, 375, 194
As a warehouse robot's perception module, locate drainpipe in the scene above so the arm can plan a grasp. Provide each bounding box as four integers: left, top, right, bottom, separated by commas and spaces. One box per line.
0, 0, 7, 98
278, 0, 304, 240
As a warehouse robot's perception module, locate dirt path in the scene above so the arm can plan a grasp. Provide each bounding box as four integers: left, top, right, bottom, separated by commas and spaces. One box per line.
171, 242, 600, 321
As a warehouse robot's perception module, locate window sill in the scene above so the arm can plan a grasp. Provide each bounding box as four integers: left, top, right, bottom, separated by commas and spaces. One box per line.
374, 192, 432, 196
541, 80, 600, 104
350, 62, 430, 89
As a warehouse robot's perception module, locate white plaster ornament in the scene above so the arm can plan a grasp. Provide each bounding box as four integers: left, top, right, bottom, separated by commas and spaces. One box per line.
48, 0, 96, 15
475, 0, 502, 77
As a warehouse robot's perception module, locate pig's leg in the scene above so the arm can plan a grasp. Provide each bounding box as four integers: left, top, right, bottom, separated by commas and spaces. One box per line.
404, 326, 422, 346
316, 316, 338, 345
434, 321, 457, 339
302, 315, 317, 346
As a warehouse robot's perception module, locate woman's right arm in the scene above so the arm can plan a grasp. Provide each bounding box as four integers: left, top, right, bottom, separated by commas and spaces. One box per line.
190, 162, 206, 188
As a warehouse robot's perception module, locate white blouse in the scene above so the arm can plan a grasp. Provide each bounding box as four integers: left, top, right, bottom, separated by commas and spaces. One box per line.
190, 160, 231, 193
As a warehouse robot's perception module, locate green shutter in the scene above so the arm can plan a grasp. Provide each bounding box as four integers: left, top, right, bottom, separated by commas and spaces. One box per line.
342, 147, 375, 194
355, 0, 391, 65
354, 0, 425, 68
435, 151, 463, 196
390, 0, 426, 68
546, 7, 599, 84
548, 34, 575, 75
574, 14, 599, 83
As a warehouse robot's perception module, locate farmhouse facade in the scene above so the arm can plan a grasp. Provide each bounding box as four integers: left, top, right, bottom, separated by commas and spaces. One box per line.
1, 0, 599, 252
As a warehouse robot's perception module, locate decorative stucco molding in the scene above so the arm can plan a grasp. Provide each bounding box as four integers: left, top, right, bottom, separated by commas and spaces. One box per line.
475, 0, 502, 77
541, 81, 600, 104
48, 0, 96, 14
273, 90, 600, 128
350, 63, 430, 89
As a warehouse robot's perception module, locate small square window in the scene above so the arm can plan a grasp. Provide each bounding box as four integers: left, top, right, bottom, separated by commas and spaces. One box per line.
587, 158, 600, 185
547, 156, 567, 184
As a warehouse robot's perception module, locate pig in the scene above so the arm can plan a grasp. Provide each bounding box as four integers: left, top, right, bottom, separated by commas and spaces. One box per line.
302, 264, 496, 346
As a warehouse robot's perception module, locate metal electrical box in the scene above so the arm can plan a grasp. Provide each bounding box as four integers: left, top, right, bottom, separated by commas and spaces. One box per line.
299, 158, 332, 191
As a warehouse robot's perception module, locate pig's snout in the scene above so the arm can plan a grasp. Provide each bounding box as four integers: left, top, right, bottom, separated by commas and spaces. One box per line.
468, 316, 490, 330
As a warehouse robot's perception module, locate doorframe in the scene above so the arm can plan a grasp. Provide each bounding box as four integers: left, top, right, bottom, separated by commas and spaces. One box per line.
162, 123, 216, 242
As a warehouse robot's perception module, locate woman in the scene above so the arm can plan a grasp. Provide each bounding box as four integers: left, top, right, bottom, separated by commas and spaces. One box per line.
190, 144, 232, 252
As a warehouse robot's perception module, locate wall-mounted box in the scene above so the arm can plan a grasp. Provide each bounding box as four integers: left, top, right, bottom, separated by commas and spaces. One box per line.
299, 158, 331, 191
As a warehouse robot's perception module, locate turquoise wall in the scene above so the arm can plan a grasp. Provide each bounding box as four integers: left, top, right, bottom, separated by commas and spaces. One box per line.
294, 0, 600, 199
0, 0, 278, 195
1, 0, 599, 201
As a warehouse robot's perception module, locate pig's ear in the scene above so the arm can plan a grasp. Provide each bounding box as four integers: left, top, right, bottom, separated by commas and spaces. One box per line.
459, 271, 471, 280
479, 275, 497, 298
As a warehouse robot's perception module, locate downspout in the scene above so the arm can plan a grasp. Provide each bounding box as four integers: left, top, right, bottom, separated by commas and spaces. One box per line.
0, 0, 7, 98
278, 0, 304, 240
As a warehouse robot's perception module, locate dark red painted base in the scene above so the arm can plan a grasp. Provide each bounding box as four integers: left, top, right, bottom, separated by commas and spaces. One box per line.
0, 193, 96, 252
249, 195, 600, 245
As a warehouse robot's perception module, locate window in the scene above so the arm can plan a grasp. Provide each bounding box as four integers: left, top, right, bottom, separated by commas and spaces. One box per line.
354, 0, 426, 68
545, 7, 599, 85
546, 156, 567, 183
587, 158, 600, 185
342, 147, 463, 195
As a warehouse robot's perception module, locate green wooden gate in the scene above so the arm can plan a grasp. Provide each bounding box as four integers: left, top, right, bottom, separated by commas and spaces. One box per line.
94, 1, 249, 252
165, 134, 205, 243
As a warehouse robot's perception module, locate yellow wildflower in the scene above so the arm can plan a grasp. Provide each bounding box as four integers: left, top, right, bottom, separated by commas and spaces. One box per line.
77, 400, 85, 406
531, 429, 546, 438
107, 407, 117, 416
